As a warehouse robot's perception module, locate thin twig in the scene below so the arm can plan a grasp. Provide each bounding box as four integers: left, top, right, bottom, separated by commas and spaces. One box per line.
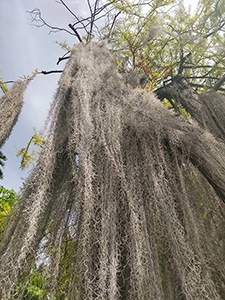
203, 21, 225, 38
88, 0, 99, 41
39, 70, 63, 75
183, 65, 217, 69
190, 82, 225, 92
186, 76, 219, 80
58, 0, 80, 22
108, 11, 122, 37
58, 0, 88, 34
3, 81, 14, 84
28, 8, 76, 36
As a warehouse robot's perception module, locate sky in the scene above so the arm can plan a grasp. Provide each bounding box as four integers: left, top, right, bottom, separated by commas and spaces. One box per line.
0, 0, 198, 192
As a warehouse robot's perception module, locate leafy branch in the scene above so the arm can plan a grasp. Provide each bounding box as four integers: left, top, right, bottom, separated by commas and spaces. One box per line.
17, 131, 46, 169
0, 71, 9, 94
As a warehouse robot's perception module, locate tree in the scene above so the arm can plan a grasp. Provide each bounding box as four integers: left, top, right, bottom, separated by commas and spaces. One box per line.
110, 0, 225, 89
110, 0, 225, 140
0, 1, 225, 299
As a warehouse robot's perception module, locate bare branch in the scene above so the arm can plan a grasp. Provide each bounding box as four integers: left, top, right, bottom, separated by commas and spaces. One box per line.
39, 70, 63, 75
57, 55, 70, 65
87, 0, 93, 15
29, 0, 120, 42
190, 82, 225, 92
186, 76, 219, 80
184, 65, 218, 69
88, 0, 100, 41
1, 71, 63, 85
58, 0, 88, 34
3, 81, 14, 84
28, 8, 76, 36
108, 11, 122, 37
73, 0, 118, 41
68, 24, 83, 42
58, 0, 80, 22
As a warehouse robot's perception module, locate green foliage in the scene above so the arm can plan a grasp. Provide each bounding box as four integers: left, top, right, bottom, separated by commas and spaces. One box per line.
55, 234, 78, 299
162, 98, 173, 109
109, 0, 177, 86
0, 71, 8, 94
0, 185, 18, 227
17, 130, 46, 169
32, 133, 46, 146
109, 0, 225, 91
13, 231, 77, 299
19, 74, 30, 80
14, 268, 48, 300
19, 68, 38, 80
0, 81, 8, 93
17, 147, 32, 169
110, 0, 134, 12
162, 98, 190, 117
179, 105, 191, 118
55, 40, 71, 52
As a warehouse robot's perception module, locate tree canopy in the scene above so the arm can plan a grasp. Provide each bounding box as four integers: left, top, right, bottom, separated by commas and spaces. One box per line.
108, 0, 225, 90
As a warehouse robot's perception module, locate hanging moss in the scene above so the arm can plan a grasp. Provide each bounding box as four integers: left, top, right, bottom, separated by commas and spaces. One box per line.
156, 75, 225, 142
0, 76, 35, 148
0, 43, 225, 300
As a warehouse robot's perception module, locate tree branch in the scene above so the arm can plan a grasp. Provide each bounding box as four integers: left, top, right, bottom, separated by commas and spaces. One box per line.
212, 73, 225, 91
58, 0, 80, 23
203, 21, 225, 38
183, 65, 215, 69
39, 70, 63, 75
190, 82, 225, 92
28, 8, 76, 36
178, 52, 191, 75
57, 0, 88, 34
186, 76, 219, 80
108, 11, 122, 37
68, 23, 83, 42
57, 55, 70, 65
88, 0, 99, 41
3, 81, 14, 84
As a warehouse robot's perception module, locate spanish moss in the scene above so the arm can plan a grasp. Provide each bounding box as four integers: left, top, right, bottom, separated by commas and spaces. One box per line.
156, 75, 225, 142
0, 77, 35, 148
0, 43, 225, 300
